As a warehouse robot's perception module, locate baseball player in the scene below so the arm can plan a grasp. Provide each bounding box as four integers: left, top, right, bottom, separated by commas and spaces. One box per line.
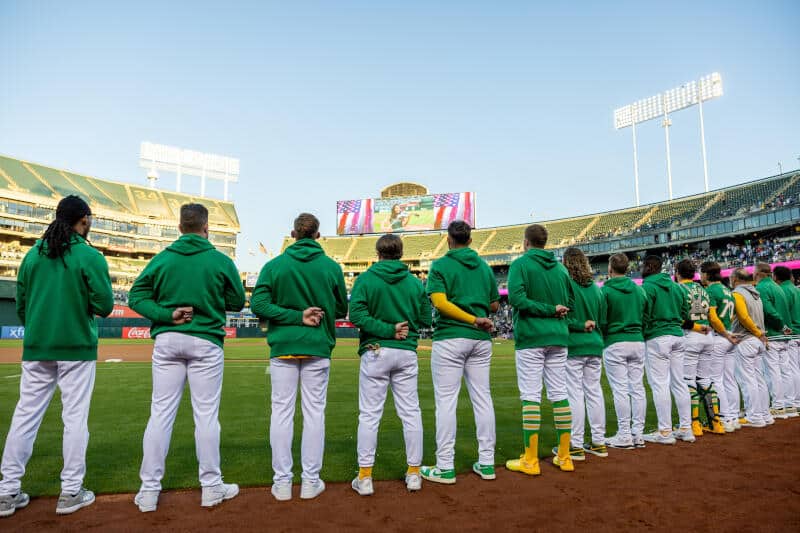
730, 268, 770, 427
674, 259, 721, 436
251, 213, 348, 501
561, 248, 606, 461
600, 253, 649, 450
0, 195, 113, 518
700, 261, 742, 432
506, 224, 575, 476
754, 263, 794, 419
641, 255, 693, 445
420, 221, 498, 485
130, 204, 246, 512
348, 234, 431, 495
774, 266, 800, 417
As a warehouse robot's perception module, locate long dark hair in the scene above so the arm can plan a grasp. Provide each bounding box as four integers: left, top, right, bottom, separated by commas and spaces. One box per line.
563, 247, 593, 286
39, 195, 92, 266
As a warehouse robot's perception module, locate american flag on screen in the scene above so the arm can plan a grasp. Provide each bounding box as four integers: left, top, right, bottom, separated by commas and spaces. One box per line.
433, 192, 474, 229
337, 198, 373, 235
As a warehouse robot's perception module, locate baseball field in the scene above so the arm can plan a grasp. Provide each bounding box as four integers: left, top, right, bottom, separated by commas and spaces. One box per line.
1, 337, 798, 532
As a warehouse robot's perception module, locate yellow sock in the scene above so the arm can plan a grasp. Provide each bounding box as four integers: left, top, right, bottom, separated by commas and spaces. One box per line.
523, 434, 539, 463
406, 465, 420, 475
359, 466, 373, 479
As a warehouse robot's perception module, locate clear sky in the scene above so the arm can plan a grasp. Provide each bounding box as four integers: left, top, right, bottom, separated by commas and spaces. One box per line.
1, 1, 798, 272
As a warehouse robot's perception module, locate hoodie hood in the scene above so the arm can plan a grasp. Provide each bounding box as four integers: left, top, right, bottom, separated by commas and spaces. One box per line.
604, 275, 636, 293
285, 239, 324, 262
643, 272, 674, 291
445, 247, 481, 269
525, 248, 557, 270
166, 233, 216, 256
368, 259, 410, 284
737, 284, 761, 301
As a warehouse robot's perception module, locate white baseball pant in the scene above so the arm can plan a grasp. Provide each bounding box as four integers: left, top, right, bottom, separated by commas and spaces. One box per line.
645, 335, 691, 432
431, 338, 495, 470
357, 348, 422, 468
790, 340, 800, 408
711, 334, 739, 422
777, 341, 796, 409
602, 341, 646, 439
270, 356, 330, 484
139, 332, 225, 491
683, 330, 714, 390
762, 341, 786, 409
515, 346, 568, 403
0, 360, 95, 496
565, 356, 605, 448
735, 336, 769, 423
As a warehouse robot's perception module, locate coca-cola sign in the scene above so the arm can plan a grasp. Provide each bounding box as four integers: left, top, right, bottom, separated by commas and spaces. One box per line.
122, 327, 151, 339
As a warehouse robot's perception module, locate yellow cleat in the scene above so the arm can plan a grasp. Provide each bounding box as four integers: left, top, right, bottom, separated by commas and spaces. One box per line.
553, 454, 575, 472
691, 420, 704, 437
506, 456, 540, 476
703, 420, 726, 435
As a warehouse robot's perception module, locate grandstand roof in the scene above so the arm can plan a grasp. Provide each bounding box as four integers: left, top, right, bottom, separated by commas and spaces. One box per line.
0, 155, 239, 230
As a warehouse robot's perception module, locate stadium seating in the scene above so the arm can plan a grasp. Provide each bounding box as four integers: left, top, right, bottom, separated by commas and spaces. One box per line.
0, 157, 57, 199
585, 207, 651, 239
319, 236, 353, 261
468, 229, 495, 251
543, 216, 595, 246
481, 225, 526, 254
645, 194, 712, 229
401, 233, 446, 259
348, 235, 380, 262
695, 174, 793, 223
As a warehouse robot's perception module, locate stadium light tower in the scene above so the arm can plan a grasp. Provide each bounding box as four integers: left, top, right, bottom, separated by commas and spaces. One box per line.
614, 72, 723, 204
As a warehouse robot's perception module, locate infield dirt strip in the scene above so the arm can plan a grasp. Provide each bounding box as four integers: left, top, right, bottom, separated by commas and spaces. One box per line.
4, 422, 799, 532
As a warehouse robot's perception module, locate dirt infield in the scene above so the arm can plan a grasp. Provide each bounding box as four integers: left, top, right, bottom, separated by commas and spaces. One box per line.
4, 420, 799, 532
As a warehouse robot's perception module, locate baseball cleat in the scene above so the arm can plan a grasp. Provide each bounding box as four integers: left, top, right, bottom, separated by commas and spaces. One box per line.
201, 483, 239, 507
420, 466, 456, 485
606, 434, 635, 449
351, 477, 374, 496
505, 456, 540, 476
784, 407, 799, 418
300, 479, 326, 500
733, 418, 742, 430
551, 446, 585, 461
673, 427, 696, 443
553, 454, 574, 472
472, 462, 497, 480
722, 419, 737, 433
56, 487, 95, 515
0, 492, 29, 518
642, 432, 676, 445
405, 473, 422, 492
632, 435, 646, 448
691, 420, 704, 437
134, 490, 159, 513
764, 415, 775, 425
770, 408, 789, 420
703, 420, 726, 435
271, 482, 292, 501
739, 417, 766, 428
583, 442, 609, 457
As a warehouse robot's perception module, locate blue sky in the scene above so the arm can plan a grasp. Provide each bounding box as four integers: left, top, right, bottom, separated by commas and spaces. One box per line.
1, 1, 798, 272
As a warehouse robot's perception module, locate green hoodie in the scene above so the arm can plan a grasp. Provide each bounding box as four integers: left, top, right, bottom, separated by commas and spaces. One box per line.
642, 273, 688, 340
600, 276, 648, 346
779, 280, 800, 330
508, 248, 574, 349
129, 233, 245, 348
426, 247, 499, 341
16, 234, 114, 361
567, 279, 604, 357
251, 239, 348, 358
348, 260, 432, 355
756, 277, 792, 338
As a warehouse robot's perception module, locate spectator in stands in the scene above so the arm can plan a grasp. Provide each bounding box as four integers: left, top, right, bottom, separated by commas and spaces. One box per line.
0, 195, 113, 518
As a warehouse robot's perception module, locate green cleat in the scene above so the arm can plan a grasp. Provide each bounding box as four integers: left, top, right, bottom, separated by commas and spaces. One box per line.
551, 446, 585, 461
420, 466, 456, 485
583, 442, 609, 457
472, 462, 496, 480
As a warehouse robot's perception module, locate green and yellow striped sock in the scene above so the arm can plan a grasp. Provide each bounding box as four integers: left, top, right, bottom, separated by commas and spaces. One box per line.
553, 399, 572, 449
689, 386, 700, 422
522, 401, 541, 461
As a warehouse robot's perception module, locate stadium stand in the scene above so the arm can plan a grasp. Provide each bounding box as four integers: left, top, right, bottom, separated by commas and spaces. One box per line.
0, 155, 240, 292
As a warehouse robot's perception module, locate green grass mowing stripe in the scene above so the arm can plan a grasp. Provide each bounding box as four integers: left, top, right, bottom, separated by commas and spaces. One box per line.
0, 340, 670, 496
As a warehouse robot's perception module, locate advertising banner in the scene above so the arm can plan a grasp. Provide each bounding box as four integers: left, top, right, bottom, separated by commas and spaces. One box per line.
1, 326, 25, 339
109, 305, 143, 319
122, 327, 238, 339
336, 192, 475, 235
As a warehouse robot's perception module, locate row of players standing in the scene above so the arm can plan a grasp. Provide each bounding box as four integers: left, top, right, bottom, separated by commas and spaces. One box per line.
2, 196, 798, 517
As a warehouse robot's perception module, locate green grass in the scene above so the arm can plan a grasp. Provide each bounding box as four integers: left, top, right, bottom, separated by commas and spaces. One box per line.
0, 339, 663, 496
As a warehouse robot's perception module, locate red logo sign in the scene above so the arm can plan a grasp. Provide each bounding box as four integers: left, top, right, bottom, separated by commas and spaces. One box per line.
224, 327, 237, 339
109, 305, 143, 319
122, 327, 151, 339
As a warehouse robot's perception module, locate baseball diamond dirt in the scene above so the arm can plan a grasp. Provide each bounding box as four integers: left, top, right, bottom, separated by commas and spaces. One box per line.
2, 420, 798, 532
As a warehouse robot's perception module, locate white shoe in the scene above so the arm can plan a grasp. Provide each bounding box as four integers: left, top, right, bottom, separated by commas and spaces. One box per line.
642, 432, 676, 445
734, 418, 742, 430
300, 479, 325, 500
605, 434, 635, 449
740, 418, 766, 428
765, 415, 775, 425
784, 407, 799, 418
351, 477, 374, 496
673, 427, 696, 443
56, 488, 95, 515
0, 492, 29, 518
271, 482, 292, 501
722, 420, 736, 433
201, 483, 239, 507
134, 490, 159, 513
632, 435, 646, 448
771, 408, 789, 420
405, 473, 422, 492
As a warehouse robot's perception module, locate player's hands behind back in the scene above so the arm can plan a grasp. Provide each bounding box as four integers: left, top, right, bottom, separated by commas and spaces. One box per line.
171, 307, 194, 325
554, 305, 570, 318
303, 307, 324, 327
394, 321, 409, 340
474, 317, 495, 332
